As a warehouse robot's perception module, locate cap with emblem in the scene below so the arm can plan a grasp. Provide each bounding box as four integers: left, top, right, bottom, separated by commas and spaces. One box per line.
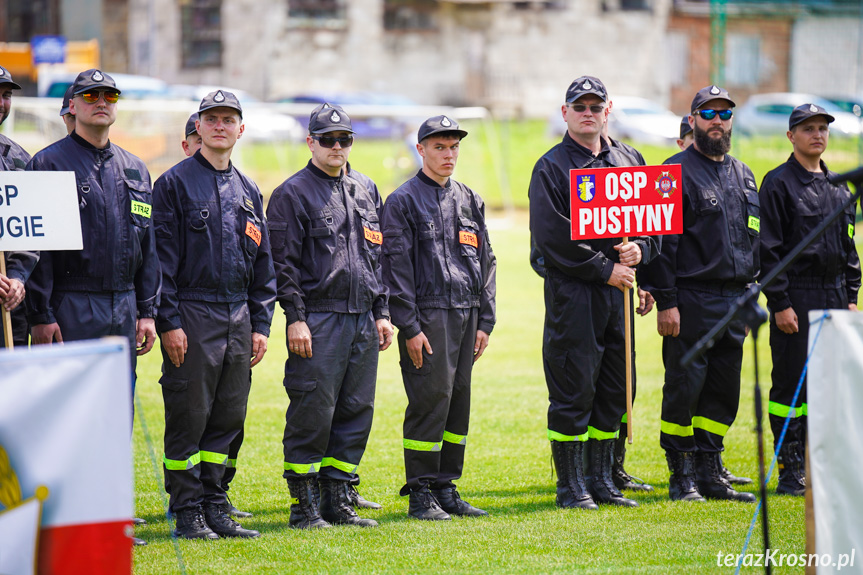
198, 90, 243, 118
308, 103, 353, 134
185, 112, 199, 137
0, 66, 22, 90
691, 85, 735, 112
565, 75, 607, 103
789, 103, 835, 130
417, 115, 468, 142
70, 69, 120, 96
59, 85, 74, 116
679, 115, 693, 139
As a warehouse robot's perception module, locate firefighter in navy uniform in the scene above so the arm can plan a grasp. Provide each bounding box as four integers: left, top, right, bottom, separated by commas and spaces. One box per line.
381, 116, 496, 521
25, 69, 159, 545
267, 103, 392, 529
529, 76, 659, 511
641, 85, 758, 503
153, 90, 276, 539
0, 66, 37, 349
759, 103, 860, 496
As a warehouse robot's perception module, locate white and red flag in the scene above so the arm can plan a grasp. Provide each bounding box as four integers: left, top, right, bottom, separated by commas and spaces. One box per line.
0, 338, 133, 575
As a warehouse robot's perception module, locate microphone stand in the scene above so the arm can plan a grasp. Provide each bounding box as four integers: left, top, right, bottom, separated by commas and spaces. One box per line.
679, 166, 863, 575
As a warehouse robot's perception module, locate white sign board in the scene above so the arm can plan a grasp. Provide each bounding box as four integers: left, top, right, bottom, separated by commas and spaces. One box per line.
0, 171, 82, 251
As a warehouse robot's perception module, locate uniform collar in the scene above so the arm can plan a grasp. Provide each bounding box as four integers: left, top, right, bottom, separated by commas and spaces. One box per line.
562, 132, 610, 163
71, 129, 111, 151
193, 149, 232, 173
687, 144, 729, 167
306, 159, 342, 182
787, 153, 828, 185
417, 169, 451, 189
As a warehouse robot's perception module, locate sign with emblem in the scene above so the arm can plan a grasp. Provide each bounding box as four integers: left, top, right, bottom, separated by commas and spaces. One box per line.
569, 164, 682, 240
0, 172, 82, 251
30, 35, 67, 65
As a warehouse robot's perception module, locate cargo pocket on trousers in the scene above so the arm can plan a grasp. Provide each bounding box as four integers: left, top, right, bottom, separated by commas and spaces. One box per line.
283, 377, 319, 430
159, 376, 189, 431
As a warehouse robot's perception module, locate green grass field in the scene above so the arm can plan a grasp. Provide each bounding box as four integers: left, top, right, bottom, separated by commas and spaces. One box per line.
131, 198, 826, 573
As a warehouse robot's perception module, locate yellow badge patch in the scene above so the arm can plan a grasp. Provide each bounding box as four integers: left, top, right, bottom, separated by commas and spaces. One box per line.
364, 227, 383, 245
747, 216, 760, 233
245, 221, 261, 246
849, 223, 855, 239
459, 231, 479, 248
131, 201, 151, 218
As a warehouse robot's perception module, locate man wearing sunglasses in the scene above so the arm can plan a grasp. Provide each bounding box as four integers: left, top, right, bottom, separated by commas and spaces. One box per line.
0, 66, 38, 350
152, 90, 276, 540
641, 85, 758, 503
758, 104, 860, 497
381, 115, 496, 521
267, 103, 392, 529
25, 69, 160, 544
529, 76, 659, 512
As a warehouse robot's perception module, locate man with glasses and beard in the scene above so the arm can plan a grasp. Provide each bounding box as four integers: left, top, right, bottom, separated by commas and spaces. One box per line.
530, 76, 659, 512
267, 103, 393, 529
641, 86, 758, 503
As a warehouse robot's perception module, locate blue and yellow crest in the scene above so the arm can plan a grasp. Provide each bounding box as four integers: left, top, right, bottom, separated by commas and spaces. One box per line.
577, 175, 595, 203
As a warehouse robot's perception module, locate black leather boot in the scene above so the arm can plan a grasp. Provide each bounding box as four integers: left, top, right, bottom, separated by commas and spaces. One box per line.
586, 439, 638, 507
695, 452, 756, 503
286, 476, 331, 529
204, 502, 260, 538
348, 483, 382, 509
719, 454, 753, 485
407, 488, 451, 521
550, 440, 597, 510
665, 450, 706, 502
173, 505, 219, 539
319, 479, 379, 527
612, 428, 654, 492
431, 487, 488, 517
776, 440, 805, 496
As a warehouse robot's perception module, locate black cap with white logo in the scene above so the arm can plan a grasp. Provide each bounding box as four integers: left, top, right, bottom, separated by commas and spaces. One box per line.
198, 90, 243, 118
0, 66, 22, 90
185, 113, 199, 137
691, 85, 735, 112
417, 115, 468, 142
565, 76, 607, 103
71, 69, 120, 95
308, 103, 353, 134
60, 85, 74, 116
679, 115, 693, 139
789, 103, 835, 130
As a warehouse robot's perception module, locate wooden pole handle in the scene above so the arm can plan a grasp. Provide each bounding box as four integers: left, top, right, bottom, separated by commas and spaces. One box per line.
0, 253, 15, 350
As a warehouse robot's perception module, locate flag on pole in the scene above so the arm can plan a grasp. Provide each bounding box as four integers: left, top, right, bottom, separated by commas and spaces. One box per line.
0, 338, 133, 575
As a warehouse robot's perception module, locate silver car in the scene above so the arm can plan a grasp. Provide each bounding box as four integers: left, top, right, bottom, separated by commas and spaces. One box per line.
734, 93, 861, 138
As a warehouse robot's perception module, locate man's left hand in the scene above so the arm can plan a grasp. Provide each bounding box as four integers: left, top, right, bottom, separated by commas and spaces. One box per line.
474, 330, 490, 362
136, 318, 157, 356
614, 242, 642, 267
850, 303, 858, 312
251, 332, 268, 367
0, 278, 25, 311
376, 318, 394, 351
636, 288, 654, 316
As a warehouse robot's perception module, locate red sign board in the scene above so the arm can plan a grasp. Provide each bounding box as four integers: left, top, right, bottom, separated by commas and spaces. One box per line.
570, 164, 683, 240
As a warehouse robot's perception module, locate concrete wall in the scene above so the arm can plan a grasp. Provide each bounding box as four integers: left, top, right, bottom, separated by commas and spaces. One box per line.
127, 0, 673, 116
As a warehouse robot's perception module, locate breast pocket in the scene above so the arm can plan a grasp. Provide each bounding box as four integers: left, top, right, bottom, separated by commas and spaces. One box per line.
417, 215, 436, 241
743, 188, 760, 237
458, 216, 480, 259
357, 207, 383, 257
126, 179, 152, 232
693, 188, 722, 217
308, 209, 334, 239
239, 202, 262, 259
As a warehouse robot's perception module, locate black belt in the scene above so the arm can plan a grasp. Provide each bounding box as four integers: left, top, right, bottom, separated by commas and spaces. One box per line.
676, 278, 747, 297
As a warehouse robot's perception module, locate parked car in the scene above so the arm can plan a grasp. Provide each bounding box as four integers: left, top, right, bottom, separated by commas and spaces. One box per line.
38, 71, 170, 99
273, 92, 417, 139
734, 93, 861, 138
822, 95, 863, 118
547, 95, 680, 145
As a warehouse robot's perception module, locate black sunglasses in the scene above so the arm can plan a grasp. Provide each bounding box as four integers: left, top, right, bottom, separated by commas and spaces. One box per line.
569, 104, 606, 114
695, 109, 733, 121
312, 134, 354, 148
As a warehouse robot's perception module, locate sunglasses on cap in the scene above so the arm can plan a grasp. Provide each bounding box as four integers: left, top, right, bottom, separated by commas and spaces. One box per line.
695, 109, 733, 121
569, 103, 606, 114
312, 134, 354, 148
78, 90, 120, 104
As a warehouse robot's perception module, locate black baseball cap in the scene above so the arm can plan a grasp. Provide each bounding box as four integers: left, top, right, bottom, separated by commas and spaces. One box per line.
309, 103, 353, 134
691, 85, 735, 112
679, 115, 693, 139
789, 103, 835, 130
565, 76, 607, 103
185, 112, 199, 137
198, 90, 243, 118
71, 69, 120, 95
0, 66, 22, 90
417, 115, 468, 142
60, 85, 74, 116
